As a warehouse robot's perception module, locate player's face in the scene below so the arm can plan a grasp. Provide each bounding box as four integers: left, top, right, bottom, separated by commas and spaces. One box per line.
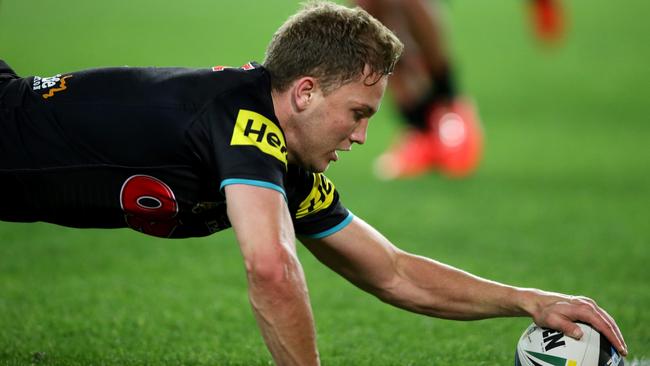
290, 73, 388, 172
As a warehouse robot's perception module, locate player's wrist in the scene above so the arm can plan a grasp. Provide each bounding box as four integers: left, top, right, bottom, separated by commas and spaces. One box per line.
510, 287, 551, 319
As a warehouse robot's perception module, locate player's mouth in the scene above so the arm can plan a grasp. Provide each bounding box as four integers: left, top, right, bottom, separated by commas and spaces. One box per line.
330, 151, 339, 162
331, 147, 352, 162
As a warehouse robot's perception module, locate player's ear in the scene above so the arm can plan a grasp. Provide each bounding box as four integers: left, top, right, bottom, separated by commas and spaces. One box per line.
293, 77, 316, 111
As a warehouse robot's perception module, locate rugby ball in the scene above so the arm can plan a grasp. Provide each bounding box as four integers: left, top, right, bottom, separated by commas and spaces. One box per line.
515, 323, 624, 366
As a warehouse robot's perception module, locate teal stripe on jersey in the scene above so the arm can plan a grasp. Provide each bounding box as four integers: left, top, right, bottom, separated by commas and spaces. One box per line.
220, 178, 287, 201
304, 211, 354, 239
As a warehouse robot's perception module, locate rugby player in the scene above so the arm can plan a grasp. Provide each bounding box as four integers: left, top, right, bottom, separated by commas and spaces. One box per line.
0, 1, 624, 365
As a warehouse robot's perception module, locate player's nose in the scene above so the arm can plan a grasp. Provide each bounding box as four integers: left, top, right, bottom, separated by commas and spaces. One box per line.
350, 119, 368, 145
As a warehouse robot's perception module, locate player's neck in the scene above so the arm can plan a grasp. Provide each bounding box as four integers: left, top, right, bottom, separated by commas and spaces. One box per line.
271, 88, 297, 165
270, 88, 288, 126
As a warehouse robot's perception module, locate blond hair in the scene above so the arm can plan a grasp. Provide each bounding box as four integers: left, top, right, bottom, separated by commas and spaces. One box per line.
264, 1, 403, 94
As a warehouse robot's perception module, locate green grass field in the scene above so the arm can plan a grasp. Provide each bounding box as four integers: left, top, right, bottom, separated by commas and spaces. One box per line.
1, 0, 649, 364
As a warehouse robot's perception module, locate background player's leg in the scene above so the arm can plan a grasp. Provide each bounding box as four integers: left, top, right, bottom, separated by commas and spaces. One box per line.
356, 0, 483, 179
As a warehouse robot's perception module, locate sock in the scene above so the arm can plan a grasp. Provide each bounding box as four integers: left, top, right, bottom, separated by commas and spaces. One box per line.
399, 66, 456, 130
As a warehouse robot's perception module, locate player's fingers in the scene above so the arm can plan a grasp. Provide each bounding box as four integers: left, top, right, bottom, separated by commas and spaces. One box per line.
600, 308, 627, 355
534, 301, 583, 339
586, 298, 627, 355
569, 297, 628, 356
544, 306, 584, 339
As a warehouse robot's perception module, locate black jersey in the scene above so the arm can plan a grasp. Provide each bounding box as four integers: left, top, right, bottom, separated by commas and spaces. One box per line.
0, 60, 352, 239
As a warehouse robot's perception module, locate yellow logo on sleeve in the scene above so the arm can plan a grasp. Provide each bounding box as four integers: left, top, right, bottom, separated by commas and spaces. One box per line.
230, 109, 288, 166
296, 173, 335, 219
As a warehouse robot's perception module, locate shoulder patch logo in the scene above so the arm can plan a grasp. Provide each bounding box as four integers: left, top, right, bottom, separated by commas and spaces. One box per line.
296, 173, 335, 219
230, 109, 288, 165
33, 74, 73, 99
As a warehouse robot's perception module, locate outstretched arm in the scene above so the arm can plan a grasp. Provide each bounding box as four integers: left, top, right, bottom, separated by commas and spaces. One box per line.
225, 184, 320, 366
300, 216, 628, 356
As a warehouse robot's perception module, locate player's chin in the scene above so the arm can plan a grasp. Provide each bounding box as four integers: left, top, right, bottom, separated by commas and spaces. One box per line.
310, 159, 332, 173
311, 162, 329, 173
307, 152, 338, 173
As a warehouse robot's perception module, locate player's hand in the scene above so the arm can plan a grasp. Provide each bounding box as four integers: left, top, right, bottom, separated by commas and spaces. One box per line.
531, 293, 628, 357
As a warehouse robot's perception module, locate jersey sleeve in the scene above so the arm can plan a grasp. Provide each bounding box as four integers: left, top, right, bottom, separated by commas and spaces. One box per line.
216, 108, 289, 198
190, 68, 289, 199
287, 170, 353, 239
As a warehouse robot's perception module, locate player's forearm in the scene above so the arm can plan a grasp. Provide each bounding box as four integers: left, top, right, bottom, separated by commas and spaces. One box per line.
246, 251, 320, 366
381, 252, 539, 320
225, 184, 319, 364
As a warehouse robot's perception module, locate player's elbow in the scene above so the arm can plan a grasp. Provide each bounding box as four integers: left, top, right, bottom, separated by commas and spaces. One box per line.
244, 242, 298, 287
245, 259, 286, 287
365, 251, 429, 313
371, 273, 407, 305
353, 256, 407, 305
243, 241, 309, 312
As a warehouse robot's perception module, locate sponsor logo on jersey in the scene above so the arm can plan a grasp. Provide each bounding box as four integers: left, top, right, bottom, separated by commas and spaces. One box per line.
230, 109, 288, 165
33, 74, 73, 99
120, 175, 180, 238
296, 173, 335, 219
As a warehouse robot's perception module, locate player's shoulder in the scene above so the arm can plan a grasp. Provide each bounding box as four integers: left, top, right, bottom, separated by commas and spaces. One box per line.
139, 62, 270, 99
205, 62, 269, 93
63, 62, 269, 100
206, 62, 284, 163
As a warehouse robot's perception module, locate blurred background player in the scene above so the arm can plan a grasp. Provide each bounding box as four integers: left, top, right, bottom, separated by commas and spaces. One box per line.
529, 0, 564, 44
356, 0, 482, 180
355, 0, 563, 180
